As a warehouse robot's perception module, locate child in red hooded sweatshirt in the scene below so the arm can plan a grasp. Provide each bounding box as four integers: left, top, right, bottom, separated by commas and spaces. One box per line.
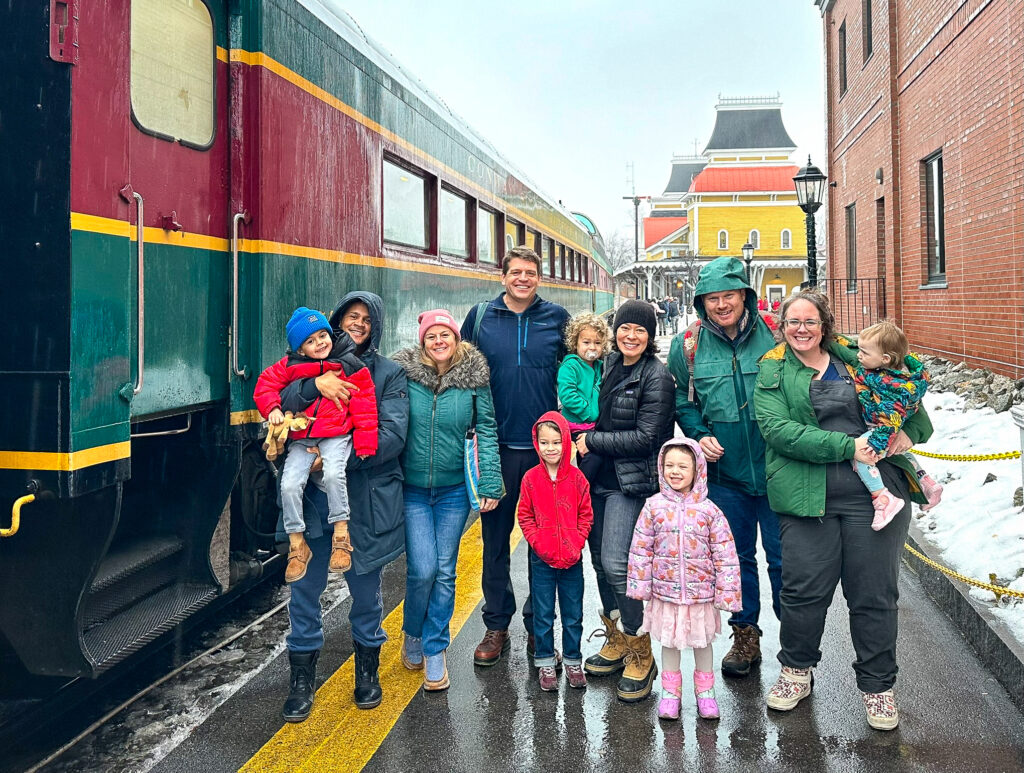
518, 411, 593, 692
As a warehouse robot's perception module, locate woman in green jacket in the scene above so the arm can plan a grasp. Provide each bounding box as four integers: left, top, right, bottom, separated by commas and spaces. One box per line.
392, 310, 503, 692
753, 291, 932, 732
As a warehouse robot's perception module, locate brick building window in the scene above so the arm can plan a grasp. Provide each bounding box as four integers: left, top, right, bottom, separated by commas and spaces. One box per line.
924, 151, 945, 282
862, 0, 873, 62
839, 21, 848, 95
845, 202, 857, 292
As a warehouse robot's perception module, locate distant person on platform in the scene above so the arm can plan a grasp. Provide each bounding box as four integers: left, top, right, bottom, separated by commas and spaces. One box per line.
655, 298, 669, 336
667, 257, 782, 680
667, 296, 680, 334
462, 246, 570, 666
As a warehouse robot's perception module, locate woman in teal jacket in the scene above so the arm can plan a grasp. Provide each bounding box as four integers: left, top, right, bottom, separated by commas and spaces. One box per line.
392, 310, 503, 692
753, 291, 932, 732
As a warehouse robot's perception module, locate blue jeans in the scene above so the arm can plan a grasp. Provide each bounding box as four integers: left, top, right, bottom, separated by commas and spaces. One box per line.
281, 435, 353, 532
588, 487, 646, 635
287, 532, 385, 652
402, 483, 471, 657
529, 552, 584, 667
708, 482, 782, 633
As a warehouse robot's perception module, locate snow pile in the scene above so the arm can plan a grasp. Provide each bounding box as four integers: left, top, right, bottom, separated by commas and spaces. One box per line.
912, 391, 1024, 645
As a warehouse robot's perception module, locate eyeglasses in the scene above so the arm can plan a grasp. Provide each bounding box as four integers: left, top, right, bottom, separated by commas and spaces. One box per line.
783, 319, 823, 330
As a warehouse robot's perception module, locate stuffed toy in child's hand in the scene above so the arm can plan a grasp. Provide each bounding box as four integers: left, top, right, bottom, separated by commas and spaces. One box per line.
262, 412, 314, 461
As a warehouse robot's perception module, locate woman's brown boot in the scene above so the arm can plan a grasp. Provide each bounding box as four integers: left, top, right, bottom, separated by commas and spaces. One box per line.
584, 611, 628, 676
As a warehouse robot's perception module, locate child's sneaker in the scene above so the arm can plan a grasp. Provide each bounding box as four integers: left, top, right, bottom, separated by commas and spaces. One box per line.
538, 666, 559, 692
565, 664, 587, 689
871, 490, 905, 531
285, 538, 312, 583
658, 671, 682, 720
919, 474, 944, 511
694, 669, 720, 720
329, 527, 353, 573
766, 666, 813, 711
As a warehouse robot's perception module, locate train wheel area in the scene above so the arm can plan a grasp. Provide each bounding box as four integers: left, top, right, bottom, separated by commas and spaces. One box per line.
14, 511, 1020, 773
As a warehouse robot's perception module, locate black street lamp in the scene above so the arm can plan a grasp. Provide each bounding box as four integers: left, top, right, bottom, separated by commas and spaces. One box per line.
793, 155, 827, 287
741, 241, 754, 283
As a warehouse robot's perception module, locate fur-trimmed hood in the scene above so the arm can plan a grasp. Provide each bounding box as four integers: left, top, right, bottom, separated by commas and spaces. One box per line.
392, 343, 491, 393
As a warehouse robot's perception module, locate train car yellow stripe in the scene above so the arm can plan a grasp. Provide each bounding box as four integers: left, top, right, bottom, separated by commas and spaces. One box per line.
70, 213, 593, 294
0, 442, 131, 471
228, 48, 592, 258
230, 409, 264, 426
241, 517, 521, 772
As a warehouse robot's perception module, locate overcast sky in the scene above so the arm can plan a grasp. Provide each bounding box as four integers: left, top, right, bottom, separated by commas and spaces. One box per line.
329, 1, 826, 243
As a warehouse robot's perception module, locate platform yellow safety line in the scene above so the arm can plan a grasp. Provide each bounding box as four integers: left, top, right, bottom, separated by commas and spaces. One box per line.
242, 517, 521, 773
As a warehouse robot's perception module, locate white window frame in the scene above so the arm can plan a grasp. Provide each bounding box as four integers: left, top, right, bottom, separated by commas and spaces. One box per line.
717, 230, 728, 250
780, 228, 792, 250
749, 230, 760, 249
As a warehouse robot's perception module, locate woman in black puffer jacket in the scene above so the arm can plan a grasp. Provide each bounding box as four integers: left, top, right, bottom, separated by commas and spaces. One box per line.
575, 300, 675, 702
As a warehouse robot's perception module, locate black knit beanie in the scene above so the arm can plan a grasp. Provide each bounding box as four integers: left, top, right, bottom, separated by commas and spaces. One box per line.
613, 299, 657, 341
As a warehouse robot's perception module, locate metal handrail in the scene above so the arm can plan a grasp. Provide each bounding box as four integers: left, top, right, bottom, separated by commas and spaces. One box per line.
3, 495, 34, 538
231, 211, 250, 379
120, 185, 146, 396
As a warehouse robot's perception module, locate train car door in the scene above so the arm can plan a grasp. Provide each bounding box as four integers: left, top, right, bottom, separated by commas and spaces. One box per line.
124, 0, 230, 419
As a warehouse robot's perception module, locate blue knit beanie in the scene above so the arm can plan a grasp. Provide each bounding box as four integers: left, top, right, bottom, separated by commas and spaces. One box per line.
286, 307, 331, 351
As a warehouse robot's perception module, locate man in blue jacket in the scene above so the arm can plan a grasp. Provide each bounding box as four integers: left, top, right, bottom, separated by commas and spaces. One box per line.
462, 246, 570, 665
278, 291, 409, 720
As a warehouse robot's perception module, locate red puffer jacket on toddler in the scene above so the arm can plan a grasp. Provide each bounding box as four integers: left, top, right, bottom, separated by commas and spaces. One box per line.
517, 411, 593, 570
253, 331, 378, 457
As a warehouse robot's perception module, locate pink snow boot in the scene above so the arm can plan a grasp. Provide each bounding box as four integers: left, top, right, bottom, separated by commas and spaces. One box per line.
918, 474, 944, 512
694, 669, 720, 720
871, 489, 905, 531
658, 671, 682, 720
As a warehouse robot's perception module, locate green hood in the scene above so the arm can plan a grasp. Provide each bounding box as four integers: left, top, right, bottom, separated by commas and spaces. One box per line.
693, 257, 757, 323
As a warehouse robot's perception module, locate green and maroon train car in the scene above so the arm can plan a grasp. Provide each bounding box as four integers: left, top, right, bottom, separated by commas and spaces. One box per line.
0, 0, 613, 684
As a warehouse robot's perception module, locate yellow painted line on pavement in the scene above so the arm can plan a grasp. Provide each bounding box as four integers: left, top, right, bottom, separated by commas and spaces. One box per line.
241, 516, 522, 773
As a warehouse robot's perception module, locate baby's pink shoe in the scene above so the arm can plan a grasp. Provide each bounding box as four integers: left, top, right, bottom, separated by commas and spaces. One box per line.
658, 671, 681, 720
919, 474, 943, 511
871, 489, 905, 531
694, 669, 720, 720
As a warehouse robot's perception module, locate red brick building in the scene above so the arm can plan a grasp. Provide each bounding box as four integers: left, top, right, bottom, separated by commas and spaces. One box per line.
815, 0, 1023, 376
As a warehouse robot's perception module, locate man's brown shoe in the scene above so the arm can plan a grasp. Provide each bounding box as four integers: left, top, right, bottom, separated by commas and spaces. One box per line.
473, 629, 510, 666
722, 624, 762, 677
285, 539, 313, 584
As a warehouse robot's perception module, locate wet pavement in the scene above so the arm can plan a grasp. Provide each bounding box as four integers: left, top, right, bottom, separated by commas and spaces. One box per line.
147, 511, 1024, 773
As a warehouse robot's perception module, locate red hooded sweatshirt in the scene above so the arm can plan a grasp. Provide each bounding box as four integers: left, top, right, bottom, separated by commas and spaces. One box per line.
517, 411, 594, 570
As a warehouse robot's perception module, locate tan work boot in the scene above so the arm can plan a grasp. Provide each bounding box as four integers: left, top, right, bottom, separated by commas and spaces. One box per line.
584, 611, 628, 676
722, 624, 762, 677
329, 523, 353, 573
616, 631, 657, 702
285, 536, 312, 583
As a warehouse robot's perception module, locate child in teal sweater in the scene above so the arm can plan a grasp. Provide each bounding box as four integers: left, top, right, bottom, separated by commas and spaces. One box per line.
557, 312, 610, 482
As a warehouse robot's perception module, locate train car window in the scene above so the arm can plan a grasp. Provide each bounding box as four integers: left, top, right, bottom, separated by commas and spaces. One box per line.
440, 188, 470, 258
531, 230, 542, 259
130, 0, 215, 148
557, 243, 566, 279
541, 238, 553, 277
383, 158, 428, 249
567, 248, 575, 282
506, 218, 524, 252
477, 207, 499, 265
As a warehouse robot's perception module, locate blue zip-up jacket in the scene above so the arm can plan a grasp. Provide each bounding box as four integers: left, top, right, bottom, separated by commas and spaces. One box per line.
462, 293, 570, 448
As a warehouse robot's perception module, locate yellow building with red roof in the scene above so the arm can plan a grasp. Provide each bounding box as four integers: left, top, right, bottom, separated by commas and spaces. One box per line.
641, 96, 812, 305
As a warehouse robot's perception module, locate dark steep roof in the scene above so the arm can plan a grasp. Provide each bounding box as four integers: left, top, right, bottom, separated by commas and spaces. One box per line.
704, 108, 796, 152
663, 160, 707, 194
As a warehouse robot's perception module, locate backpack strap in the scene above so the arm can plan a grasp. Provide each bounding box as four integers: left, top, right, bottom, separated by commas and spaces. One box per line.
470, 301, 489, 345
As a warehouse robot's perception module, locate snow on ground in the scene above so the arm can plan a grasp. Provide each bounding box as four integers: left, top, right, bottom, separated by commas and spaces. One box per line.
912, 391, 1024, 645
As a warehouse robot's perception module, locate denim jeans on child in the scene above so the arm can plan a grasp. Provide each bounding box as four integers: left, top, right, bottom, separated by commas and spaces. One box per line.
402, 483, 472, 657
708, 482, 782, 634
280, 435, 353, 533
529, 551, 584, 667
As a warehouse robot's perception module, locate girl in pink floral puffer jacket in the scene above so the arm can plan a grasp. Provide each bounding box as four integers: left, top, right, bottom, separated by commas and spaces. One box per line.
627, 437, 741, 722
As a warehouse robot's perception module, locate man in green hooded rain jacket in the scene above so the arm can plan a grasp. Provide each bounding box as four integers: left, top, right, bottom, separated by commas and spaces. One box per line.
666, 257, 782, 677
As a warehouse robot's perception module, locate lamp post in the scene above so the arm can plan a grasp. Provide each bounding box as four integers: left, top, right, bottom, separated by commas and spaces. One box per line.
741, 241, 754, 284
793, 155, 827, 288
622, 194, 647, 296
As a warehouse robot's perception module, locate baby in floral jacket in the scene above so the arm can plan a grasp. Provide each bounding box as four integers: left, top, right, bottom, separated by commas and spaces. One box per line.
627, 437, 741, 722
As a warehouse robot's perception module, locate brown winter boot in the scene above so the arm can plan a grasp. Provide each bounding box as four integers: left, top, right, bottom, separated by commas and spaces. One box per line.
722, 624, 762, 677
329, 522, 353, 573
584, 611, 628, 676
616, 632, 657, 702
285, 535, 312, 583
